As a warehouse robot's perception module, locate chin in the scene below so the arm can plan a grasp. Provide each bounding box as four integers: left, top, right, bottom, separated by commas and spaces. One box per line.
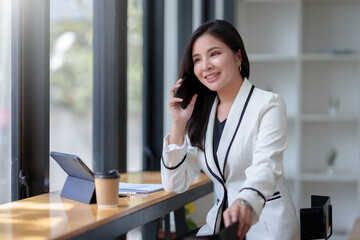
206, 85, 220, 92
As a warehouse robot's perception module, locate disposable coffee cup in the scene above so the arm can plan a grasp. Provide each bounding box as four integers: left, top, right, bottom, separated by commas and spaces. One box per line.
95, 169, 120, 208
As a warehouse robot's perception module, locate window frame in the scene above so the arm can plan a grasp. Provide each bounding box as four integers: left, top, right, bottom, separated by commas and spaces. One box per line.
93, 0, 128, 173
142, 0, 164, 171
177, 0, 192, 65
11, 0, 50, 200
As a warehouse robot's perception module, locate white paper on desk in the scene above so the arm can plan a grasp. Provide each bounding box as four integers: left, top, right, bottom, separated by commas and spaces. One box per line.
119, 182, 163, 194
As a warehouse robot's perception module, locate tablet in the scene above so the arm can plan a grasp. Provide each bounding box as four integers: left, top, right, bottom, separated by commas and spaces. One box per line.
50, 151, 94, 182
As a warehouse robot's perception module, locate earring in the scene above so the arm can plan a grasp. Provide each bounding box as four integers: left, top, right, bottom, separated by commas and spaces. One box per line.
239, 63, 242, 72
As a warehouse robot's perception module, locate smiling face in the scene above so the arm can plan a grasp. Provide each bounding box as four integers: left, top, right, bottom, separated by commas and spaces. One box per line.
192, 33, 243, 93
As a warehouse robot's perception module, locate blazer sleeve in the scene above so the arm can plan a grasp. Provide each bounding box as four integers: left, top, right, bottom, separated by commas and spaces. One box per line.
161, 134, 202, 193
236, 94, 288, 224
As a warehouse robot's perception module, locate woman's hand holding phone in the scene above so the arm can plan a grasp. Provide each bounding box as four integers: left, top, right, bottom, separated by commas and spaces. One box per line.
168, 77, 197, 145
174, 74, 195, 109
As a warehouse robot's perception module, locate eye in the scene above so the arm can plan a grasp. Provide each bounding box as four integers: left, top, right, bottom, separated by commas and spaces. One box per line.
193, 58, 200, 64
210, 51, 219, 57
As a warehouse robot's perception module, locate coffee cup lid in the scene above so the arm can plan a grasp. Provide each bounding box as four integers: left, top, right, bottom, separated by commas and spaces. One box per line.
95, 169, 120, 179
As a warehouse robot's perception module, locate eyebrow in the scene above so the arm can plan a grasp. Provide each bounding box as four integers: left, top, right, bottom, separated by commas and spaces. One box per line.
192, 46, 222, 58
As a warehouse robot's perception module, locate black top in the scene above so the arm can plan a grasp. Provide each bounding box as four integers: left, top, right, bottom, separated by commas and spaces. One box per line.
213, 116, 227, 172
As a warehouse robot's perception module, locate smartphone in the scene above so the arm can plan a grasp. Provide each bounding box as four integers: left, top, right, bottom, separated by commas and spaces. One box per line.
174, 74, 196, 109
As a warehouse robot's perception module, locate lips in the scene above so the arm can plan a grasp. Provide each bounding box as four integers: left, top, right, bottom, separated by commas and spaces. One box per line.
204, 72, 220, 82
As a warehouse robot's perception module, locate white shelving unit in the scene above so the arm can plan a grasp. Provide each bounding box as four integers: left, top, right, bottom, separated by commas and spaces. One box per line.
235, 0, 360, 239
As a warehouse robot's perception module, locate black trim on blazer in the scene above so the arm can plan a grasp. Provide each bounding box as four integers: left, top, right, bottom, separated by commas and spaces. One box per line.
272, 191, 280, 197
266, 191, 281, 202
214, 154, 226, 183
239, 187, 267, 205
161, 154, 187, 170
215, 198, 226, 234
222, 85, 255, 181
205, 149, 224, 187
267, 195, 281, 202
204, 138, 226, 235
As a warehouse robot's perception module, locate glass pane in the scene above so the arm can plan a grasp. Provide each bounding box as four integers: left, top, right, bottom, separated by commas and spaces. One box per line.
50, 0, 93, 191
127, 0, 143, 172
0, 0, 11, 204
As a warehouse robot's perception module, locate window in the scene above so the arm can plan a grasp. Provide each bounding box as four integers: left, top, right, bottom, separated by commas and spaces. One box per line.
127, 0, 143, 172
0, 0, 11, 204
49, 0, 93, 191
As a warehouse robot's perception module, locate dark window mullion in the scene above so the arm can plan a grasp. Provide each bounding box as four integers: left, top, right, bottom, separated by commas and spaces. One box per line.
11, 0, 50, 200
201, 0, 215, 23
93, 0, 127, 172
223, 0, 234, 24
177, 0, 193, 66
142, 0, 164, 171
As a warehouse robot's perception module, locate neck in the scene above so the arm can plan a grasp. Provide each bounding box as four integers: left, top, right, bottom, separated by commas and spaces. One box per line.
216, 77, 244, 122
217, 77, 244, 105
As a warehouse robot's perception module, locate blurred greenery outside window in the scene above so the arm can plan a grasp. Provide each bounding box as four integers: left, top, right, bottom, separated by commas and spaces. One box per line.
0, 0, 11, 204
49, 0, 93, 191
127, 0, 143, 172
49, 0, 143, 190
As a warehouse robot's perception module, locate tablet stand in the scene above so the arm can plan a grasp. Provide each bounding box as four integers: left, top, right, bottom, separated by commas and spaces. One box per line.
61, 176, 96, 204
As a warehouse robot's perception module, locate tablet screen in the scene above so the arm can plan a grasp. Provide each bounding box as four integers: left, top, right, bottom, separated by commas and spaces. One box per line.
50, 151, 94, 181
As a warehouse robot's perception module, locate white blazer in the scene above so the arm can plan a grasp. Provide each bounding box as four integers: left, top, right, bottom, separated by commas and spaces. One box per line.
161, 79, 300, 240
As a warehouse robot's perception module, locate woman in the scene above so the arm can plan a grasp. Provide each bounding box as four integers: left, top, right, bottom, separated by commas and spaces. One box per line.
161, 19, 300, 240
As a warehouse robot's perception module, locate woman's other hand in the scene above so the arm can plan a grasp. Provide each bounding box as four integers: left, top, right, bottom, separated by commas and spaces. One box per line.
223, 199, 253, 240
168, 78, 197, 145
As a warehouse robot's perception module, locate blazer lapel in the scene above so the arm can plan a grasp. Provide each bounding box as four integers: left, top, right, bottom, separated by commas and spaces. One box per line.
204, 96, 224, 183
216, 79, 253, 179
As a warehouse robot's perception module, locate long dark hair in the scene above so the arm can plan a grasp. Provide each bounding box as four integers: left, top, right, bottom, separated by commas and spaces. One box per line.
178, 19, 250, 151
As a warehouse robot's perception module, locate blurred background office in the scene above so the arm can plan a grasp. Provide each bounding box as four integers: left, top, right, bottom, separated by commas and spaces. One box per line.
0, 0, 359, 239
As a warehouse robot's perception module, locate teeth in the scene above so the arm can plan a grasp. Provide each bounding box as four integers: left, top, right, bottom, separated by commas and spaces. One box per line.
205, 73, 218, 79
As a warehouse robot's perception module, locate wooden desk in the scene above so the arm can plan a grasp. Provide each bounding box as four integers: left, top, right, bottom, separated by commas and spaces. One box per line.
349, 218, 360, 240
0, 172, 213, 240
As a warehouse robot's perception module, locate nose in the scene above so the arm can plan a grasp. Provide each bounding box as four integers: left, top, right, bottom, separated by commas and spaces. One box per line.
202, 58, 213, 71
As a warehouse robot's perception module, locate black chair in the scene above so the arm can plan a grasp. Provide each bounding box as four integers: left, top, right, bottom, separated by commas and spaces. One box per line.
300, 195, 332, 240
